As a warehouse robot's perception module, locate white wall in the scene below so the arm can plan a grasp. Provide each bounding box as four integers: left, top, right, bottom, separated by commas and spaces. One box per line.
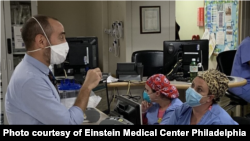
85, 1, 109, 73
176, 1, 217, 69
107, 1, 127, 76
107, 1, 175, 75
38, 1, 87, 37
176, 1, 204, 40
38, 1, 110, 73
129, 1, 175, 60
37, 1, 176, 75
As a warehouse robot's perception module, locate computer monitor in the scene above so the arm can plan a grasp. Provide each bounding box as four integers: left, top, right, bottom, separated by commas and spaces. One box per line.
113, 96, 142, 125
54, 37, 98, 81
163, 39, 209, 78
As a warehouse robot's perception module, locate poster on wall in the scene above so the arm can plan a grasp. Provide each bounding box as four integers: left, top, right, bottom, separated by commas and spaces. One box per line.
204, 0, 239, 54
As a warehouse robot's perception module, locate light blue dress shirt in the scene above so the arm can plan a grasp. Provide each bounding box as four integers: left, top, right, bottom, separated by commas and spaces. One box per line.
146, 98, 183, 125
229, 36, 250, 103
5, 54, 84, 124
166, 103, 238, 125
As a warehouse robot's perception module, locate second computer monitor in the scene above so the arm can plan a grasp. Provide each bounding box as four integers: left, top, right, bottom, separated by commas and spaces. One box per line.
66, 37, 98, 68
163, 39, 209, 75
53, 37, 98, 77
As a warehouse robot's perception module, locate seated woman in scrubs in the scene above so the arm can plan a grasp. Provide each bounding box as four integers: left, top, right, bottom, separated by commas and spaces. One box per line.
141, 74, 183, 125
166, 69, 238, 125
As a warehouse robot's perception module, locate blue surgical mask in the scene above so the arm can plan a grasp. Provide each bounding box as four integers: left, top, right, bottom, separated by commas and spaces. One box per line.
143, 91, 151, 103
185, 87, 207, 107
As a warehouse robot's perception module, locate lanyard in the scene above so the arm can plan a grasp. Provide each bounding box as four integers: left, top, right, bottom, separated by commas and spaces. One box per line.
157, 118, 162, 124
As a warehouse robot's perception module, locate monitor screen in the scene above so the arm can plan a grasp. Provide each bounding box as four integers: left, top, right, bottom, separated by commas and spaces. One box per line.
163, 40, 209, 77
67, 43, 89, 66
113, 96, 142, 125
66, 37, 98, 68
53, 37, 98, 77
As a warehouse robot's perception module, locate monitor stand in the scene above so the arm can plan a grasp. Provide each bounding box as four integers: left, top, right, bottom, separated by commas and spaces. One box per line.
73, 68, 86, 84
74, 73, 84, 84
182, 65, 191, 78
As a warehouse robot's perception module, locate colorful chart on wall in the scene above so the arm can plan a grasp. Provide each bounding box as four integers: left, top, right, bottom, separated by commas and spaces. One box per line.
204, 0, 239, 53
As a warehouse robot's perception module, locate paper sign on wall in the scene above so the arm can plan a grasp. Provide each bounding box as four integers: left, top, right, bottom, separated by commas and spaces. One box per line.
216, 31, 225, 45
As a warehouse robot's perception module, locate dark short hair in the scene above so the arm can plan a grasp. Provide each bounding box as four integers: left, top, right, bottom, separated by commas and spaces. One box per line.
152, 89, 170, 100
21, 15, 59, 50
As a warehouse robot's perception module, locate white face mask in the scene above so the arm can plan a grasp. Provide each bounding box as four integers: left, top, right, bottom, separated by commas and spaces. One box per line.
27, 17, 69, 65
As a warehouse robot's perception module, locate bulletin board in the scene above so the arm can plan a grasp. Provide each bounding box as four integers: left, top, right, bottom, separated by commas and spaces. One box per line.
204, 0, 239, 53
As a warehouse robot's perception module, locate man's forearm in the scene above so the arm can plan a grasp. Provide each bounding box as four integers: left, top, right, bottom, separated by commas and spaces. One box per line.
73, 85, 91, 112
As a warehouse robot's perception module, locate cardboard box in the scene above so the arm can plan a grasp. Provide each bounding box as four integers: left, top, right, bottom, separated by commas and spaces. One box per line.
12, 25, 25, 49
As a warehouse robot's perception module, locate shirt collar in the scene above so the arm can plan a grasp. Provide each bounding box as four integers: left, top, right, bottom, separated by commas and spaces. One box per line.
23, 54, 50, 75
165, 98, 180, 111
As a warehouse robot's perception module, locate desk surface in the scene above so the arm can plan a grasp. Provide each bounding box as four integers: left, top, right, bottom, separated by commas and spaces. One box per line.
82, 108, 109, 125
107, 76, 247, 89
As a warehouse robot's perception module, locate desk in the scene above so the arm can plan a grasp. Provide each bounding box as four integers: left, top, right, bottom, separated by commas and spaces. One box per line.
107, 76, 247, 89
82, 108, 109, 125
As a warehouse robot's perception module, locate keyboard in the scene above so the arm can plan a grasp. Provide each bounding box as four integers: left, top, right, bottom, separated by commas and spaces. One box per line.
227, 76, 235, 81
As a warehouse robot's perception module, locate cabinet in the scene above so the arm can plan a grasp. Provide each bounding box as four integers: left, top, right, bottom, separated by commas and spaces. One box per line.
1, 0, 37, 124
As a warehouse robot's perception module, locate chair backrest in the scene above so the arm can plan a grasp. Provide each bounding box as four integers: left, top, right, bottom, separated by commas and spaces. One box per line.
216, 50, 237, 76
232, 117, 250, 125
131, 50, 163, 77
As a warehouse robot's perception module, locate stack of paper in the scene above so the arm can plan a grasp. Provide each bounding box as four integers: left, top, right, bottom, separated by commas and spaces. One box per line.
107, 75, 118, 83
60, 91, 102, 109
87, 95, 102, 108
202, 29, 216, 58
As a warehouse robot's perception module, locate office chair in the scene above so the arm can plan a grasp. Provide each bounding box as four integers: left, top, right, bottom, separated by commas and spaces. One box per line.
232, 117, 250, 125
131, 50, 163, 78
216, 50, 248, 117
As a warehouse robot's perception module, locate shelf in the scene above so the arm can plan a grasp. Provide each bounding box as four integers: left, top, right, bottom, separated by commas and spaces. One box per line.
13, 52, 25, 55
11, 1, 31, 5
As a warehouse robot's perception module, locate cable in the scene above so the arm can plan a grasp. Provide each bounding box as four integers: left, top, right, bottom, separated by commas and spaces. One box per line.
121, 95, 141, 102
126, 81, 131, 95
115, 21, 123, 39
110, 87, 121, 106
166, 59, 182, 76
111, 21, 122, 58
200, 50, 204, 72
110, 21, 123, 40
115, 87, 120, 96
103, 81, 110, 115
111, 22, 116, 38
63, 69, 67, 79
110, 86, 141, 103
112, 88, 116, 103
109, 88, 115, 106
122, 86, 141, 102
164, 50, 182, 76
176, 51, 181, 64
113, 39, 119, 57
113, 81, 141, 102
